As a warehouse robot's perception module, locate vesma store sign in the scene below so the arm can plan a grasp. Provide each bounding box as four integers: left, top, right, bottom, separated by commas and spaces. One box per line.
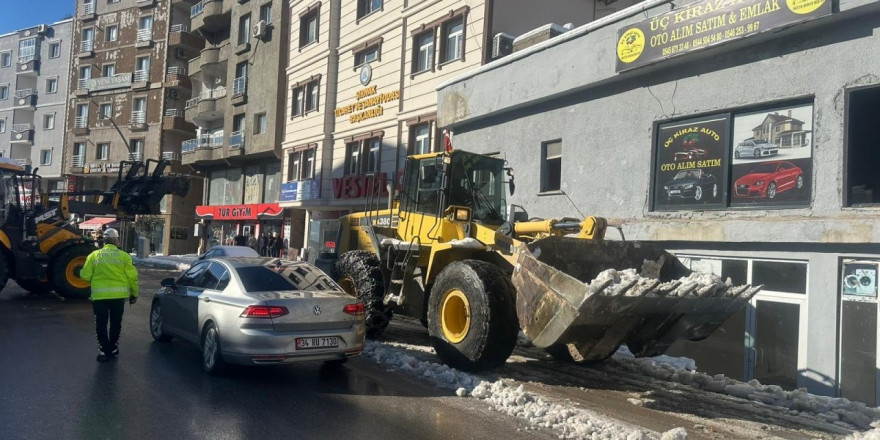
332, 173, 389, 199
334, 85, 400, 124
615, 0, 832, 72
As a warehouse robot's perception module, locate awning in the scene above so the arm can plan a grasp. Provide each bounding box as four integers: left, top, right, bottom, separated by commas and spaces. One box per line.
195, 203, 282, 220
79, 217, 117, 231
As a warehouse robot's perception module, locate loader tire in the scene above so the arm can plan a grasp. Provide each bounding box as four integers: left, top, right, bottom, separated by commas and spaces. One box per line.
427, 260, 518, 372
50, 245, 95, 299
337, 250, 392, 339
17, 278, 53, 294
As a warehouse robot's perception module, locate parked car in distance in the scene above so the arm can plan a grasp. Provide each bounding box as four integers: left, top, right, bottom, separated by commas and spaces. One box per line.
149, 257, 366, 374
197, 245, 259, 260
734, 160, 804, 199
673, 147, 707, 162
662, 169, 718, 201
735, 139, 779, 159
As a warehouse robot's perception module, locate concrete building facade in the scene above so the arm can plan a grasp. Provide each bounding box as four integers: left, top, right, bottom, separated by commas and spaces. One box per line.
437, 0, 880, 405
0, 19, 73, 189
280, 0, 636, 261
181, 0, 290, 254
67, 0, 203, 255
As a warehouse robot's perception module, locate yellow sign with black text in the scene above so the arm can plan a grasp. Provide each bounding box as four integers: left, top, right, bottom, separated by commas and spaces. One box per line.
334, 86, 401, 124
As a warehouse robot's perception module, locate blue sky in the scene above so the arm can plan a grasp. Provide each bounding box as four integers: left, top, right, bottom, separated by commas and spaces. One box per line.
0, 0, 75, 35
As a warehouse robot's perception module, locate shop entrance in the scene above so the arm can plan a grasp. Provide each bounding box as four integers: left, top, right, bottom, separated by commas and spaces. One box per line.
845, 86, 880, 206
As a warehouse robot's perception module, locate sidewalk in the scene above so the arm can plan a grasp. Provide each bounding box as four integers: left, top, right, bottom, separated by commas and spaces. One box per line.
131, 254, 197, 271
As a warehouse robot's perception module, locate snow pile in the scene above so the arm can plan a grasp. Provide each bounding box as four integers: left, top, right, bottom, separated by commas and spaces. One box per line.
363, 341, 675, 439
847, 424, 880, 440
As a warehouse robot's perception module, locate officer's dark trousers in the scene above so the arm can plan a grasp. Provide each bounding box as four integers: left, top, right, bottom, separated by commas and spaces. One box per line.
93, 298, 126, 354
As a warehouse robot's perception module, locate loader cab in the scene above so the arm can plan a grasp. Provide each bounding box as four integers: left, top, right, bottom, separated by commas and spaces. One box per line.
401, 150, 507, 224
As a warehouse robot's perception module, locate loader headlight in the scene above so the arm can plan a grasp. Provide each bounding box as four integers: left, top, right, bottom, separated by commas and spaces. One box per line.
454, 207, 472, 222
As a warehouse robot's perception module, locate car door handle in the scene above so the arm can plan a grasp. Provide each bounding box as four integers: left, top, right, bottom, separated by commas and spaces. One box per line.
201, 296, 211, 302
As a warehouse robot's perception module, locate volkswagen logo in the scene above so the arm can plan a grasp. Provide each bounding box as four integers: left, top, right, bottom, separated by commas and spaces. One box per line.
313, 305, 322, 315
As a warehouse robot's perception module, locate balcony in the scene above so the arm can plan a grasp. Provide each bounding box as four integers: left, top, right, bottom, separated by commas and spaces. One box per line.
73, 116, 89, 136
10, 124, 34, 146
129, 152, 143, 161
163, 108, 195, 133
162, 151, 181, 161
231, 76, 247, 105
13, 89, 37, 110
191, 0, 230, 33
72, 155, 85, 168
169, 24, 205, 54
130, 110, 147, 131
132, 69, 150, 90
164, 66, 192, 90
185, 87, 227, 124
135, 28, 153, 49
16, 57, 39, 76
79, 1, 96, 20
78, 40, 94, 58
182, 131, 224, 164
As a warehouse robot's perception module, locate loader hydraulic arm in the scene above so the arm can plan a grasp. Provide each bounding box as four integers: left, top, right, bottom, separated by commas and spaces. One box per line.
512, 216, 608, 241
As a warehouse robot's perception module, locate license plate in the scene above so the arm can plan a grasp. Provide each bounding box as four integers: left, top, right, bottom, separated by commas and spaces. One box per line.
296, 337, 339, 349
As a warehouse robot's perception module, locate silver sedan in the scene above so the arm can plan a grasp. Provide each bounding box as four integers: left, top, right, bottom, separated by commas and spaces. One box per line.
149, 257, 366, 374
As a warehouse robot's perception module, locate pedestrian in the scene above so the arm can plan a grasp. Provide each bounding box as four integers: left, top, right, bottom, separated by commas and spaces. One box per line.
79, 228, 139, 363
234, 232, 247, 246
259, 233, 268, 256
272, 232, 283, 258
246, 232, 257, 252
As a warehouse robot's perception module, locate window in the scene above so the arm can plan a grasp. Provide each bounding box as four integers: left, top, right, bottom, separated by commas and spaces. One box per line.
40, 149, 52, 166
132, 97, 146, 123
49, 43, 60, 58
291, 77, 320, 117
99, 103, 111, 119
102, 63, 115, 77
75, 103, 89, 128
260, 3, 272, 23
73, 142, 86, 161
105, 25, 118, 42
411, 123, 432, 155
288, 149, 315, 181
541, 140, 562, 192
299, 8, 318, 48
344, 137, 381, 175
255, 113, 267, 134
238, 14, 251, 45
413, 31, 434, 74
355, 45, 379, 67
135, 56, 150, 81
233, 113, 246, 132
0, 53, 10, 67
0, 119, 5, 133
43, 114, 55, 130
139, 15, 153, 31
79, 65, 91, 80
19, 38, 36, 63
846, 87, 880, 207
0, 85, 8, 100
131, 139, 144, 159
440, 18, 464, 63
97, 142, 109, 160
357, 0, 382, 19
46, 78, 58, 94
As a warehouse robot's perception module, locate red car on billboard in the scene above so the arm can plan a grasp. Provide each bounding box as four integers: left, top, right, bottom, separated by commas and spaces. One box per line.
734, 160, 804, 199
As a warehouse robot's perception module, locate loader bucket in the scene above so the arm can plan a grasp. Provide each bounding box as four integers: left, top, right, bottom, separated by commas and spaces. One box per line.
511, 236, 760, 362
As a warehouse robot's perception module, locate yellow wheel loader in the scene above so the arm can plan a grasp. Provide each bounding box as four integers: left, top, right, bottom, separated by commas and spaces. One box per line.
332, 149, 760, 372
0, 158, 190, 298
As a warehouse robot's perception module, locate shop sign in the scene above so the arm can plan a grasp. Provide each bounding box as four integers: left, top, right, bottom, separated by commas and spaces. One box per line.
280, 180, 321, 202
334, 85, 400, 124
85, 73, 133, 92
84, 162, 122, 174
195, 203, 283, 220
615, 0, 832, 72
332, 173, 388, 199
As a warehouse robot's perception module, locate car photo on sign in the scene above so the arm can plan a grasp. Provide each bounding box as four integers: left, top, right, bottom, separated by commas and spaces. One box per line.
733, 160, 804, 199
149, 257, 366, 375
663, 169, 718, 201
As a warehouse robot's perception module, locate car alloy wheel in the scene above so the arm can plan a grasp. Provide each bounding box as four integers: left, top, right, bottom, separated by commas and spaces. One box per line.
796, 175, 804, 190
767, 182, 777, 199
712, 184, 718, 199
694, 186, 703, 201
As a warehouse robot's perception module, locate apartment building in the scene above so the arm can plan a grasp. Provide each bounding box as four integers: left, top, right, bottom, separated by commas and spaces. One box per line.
279, 0, 639, 260
67, 0, 203, 255
436, 0, 880, 405
0, 20, 73, 190
182, 0, 290, 252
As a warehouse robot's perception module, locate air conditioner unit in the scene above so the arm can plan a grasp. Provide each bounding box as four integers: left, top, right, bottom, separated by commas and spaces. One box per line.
492, 33, 514, 59
167, 89, 179, 99
36, 25, 48, 35
174, 48, 187, 59
252, 20, 268, 39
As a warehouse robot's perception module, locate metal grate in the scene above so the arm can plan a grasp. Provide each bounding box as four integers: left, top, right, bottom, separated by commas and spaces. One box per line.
232, 77, 247, 97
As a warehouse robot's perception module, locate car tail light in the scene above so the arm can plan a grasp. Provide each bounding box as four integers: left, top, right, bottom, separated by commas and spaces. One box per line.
343, 303, 365, 316
240, 305, 289, 318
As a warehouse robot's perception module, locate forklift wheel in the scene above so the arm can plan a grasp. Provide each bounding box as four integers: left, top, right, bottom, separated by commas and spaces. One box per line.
50, 245, 95, 299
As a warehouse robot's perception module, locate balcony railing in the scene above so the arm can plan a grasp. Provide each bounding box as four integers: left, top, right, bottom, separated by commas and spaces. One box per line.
14, 89, 36, 99
170, 24, 189, 33
229, 130, 244, 149
136, 28, 152, 42
74, 116, 88, 129
80, 40, 93, 53
133, 69, 149, 82
77, 78, 89, 89
165, 108, 184, 117
186, 86, 227, 108
72, 155, 85, 168
191, 0, 205, 17
162, 151, 180, 161
232, 76, 246, 97
131, 110, 146, 124
12, 123, 34, 132
167, 66, 186, 75
182, 131, 224, 152
129, 152, 143, 161
83, 1, 95, 15
18, 55, 36, 64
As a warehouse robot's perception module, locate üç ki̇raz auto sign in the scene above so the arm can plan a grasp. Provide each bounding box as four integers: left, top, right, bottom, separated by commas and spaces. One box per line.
615, 0, 831, 72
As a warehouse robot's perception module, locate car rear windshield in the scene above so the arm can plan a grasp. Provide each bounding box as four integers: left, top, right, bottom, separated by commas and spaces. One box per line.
237, 265, 342, 292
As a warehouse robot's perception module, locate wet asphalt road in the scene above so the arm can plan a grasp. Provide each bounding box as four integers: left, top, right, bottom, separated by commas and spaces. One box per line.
0, 269, 551, 440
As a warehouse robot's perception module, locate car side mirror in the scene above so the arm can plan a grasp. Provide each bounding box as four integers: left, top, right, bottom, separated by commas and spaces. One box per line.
160, 278, 175, 287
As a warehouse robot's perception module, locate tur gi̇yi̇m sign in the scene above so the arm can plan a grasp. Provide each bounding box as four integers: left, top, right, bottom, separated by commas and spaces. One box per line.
615, 0, 831, 72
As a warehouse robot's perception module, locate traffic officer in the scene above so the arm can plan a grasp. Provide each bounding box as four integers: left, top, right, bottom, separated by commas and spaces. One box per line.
80, 228, 139, 362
